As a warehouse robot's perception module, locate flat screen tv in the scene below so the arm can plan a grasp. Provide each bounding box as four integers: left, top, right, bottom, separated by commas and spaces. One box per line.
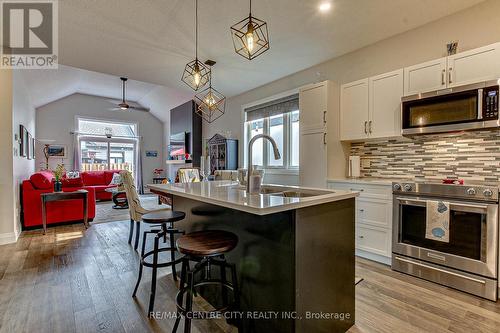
169, 132, 191, 159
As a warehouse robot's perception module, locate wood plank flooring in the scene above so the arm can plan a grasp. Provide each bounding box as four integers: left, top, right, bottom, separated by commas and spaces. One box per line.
1, 220, 499, 333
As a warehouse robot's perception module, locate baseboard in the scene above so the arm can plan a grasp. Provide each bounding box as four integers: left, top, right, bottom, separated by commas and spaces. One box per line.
0, 231, 19, 245
356, 249, 391, 265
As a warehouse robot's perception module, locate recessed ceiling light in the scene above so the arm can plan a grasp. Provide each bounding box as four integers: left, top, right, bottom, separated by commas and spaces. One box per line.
319, 2, 331, 12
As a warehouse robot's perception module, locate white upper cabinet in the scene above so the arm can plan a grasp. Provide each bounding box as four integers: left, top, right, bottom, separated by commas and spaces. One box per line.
448, 43, 500, 87
341, 70, 403, 141
299, 82, 327, 132
340, 79, 369, 141
404, 57, 447, 96
404, 42, 500, 96
369, 69, 404, 138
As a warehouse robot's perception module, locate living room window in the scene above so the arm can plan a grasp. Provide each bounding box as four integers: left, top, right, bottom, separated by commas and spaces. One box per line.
77, 118, 138, 174
244, 94, 299, 171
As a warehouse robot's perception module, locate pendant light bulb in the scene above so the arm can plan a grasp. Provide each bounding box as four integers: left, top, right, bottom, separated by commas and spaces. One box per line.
245, 22, 255, 52
194, 71, 201, 87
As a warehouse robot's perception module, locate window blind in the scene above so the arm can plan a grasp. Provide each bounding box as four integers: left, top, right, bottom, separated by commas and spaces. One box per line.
245, 94, 299, 122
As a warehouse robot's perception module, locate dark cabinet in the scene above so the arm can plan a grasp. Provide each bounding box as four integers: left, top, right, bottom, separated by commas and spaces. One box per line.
207, 134, 238, 174
170, 100, 202, 167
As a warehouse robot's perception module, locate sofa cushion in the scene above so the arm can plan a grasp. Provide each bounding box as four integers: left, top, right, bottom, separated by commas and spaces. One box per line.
104, 170, 121, 184
30, 171, 54, 189
82, 171, 106, 186
62, 177, 84, 188
89, 184, 116, 192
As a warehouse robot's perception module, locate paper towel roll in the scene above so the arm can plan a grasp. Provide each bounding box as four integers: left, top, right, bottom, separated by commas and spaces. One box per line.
349, 156, 361, 178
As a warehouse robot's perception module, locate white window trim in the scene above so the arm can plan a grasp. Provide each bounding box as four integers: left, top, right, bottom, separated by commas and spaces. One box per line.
241, 88, 300, 172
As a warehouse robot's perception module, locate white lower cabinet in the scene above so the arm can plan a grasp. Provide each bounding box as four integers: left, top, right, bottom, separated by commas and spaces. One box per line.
328, 180, 392, 264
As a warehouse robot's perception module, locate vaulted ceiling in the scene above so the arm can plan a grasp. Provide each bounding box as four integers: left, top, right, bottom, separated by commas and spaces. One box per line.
58, 0, 485, 97
23, 0, 487, 123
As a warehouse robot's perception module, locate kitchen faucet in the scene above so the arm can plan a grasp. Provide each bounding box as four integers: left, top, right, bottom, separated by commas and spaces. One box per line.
247, 134, 281, 193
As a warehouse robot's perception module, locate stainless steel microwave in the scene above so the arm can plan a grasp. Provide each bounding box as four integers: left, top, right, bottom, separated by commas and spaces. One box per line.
401, 80, 500, 135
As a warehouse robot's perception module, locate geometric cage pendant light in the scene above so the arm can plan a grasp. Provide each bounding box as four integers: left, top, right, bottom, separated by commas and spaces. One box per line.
230, 0, 270, 60
194, 60, 226, 123
181, 0, 210, 91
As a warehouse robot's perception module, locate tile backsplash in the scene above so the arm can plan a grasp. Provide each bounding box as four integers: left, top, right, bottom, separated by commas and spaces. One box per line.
350, 130, 500, 183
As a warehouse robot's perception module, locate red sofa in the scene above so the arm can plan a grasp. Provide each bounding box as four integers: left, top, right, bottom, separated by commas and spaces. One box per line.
21, 170, 121, 229
80, 170, 121, 200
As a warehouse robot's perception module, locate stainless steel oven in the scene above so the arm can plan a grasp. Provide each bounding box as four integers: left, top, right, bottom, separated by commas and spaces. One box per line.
402, 80, 500, 135
392, 182, 498, 300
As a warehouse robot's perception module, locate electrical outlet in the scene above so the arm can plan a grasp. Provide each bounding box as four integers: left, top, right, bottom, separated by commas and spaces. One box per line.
361, 159, 370, 168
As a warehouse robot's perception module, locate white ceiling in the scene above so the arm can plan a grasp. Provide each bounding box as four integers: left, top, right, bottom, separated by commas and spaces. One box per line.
57, 0, 486, 97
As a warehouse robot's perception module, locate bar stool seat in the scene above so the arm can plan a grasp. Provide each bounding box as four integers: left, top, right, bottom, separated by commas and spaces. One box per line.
132, 210, 185, 316
173, 230, 239, 333
176, 230, 238, 257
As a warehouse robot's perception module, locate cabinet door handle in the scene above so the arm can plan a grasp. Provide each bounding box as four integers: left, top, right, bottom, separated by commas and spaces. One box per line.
368, 120, 372, 134
359, 209, 365, 212
364, 121, 368, 134
323, 111, 327, 124
359, 235, 364, 239
448, 68, 453, 84
441, 69, 445, 85
323, 132, 327, 145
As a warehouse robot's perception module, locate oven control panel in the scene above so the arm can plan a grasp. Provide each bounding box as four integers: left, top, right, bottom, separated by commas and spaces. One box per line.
392, 182, 499, 202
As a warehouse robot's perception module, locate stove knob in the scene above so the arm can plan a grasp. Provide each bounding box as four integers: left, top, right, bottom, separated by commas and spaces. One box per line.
403, 184, 412, 192
466, 188, 476, 196
393, 183, 401, 191
483, 189, 493, 197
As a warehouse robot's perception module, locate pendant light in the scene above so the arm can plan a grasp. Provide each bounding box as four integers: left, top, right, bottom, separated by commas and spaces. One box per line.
194, 60, 226, 123
230, 0, 269, 60
181, 0, 210, 91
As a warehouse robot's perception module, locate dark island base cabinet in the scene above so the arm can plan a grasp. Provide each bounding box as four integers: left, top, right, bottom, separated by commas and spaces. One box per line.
171, 195, 355, 333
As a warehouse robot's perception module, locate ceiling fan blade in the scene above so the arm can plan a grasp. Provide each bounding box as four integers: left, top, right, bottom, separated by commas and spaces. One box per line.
129, 105, 149, 112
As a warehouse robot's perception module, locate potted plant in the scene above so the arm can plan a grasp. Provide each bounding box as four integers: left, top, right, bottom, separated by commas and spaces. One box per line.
53, 164, 65, 192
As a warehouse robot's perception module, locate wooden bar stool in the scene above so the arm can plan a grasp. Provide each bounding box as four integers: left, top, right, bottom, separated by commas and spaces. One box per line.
132, 210, 185, 316
173, 230, 239, 333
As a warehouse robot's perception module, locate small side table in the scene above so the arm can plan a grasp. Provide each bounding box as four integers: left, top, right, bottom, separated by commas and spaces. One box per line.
105, 187, 128, 209
41, 190, 89, 234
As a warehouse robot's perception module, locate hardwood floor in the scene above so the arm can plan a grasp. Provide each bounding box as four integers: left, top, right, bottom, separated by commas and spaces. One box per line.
1, 220, 499, 333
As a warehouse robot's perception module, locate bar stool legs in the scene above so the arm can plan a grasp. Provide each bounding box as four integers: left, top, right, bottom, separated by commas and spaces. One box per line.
173, 256, 239, 333
128, 219, 134, 244
132, 223, 184, 316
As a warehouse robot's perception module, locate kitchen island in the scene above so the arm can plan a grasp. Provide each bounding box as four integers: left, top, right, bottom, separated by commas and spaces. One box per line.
148, 181, 357, 333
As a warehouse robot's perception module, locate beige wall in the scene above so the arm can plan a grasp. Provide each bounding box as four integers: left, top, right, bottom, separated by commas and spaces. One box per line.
204, 0, 500, 179
0, 69, 16, 242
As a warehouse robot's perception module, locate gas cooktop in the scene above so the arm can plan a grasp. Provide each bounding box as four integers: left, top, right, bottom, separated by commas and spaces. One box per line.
392, 181, 499, 202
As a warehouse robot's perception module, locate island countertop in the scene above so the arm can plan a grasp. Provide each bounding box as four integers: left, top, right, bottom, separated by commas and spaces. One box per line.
147, 180, 358, 215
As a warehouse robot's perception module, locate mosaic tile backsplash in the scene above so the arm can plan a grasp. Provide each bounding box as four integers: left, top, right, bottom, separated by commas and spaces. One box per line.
350, 130, 500, 183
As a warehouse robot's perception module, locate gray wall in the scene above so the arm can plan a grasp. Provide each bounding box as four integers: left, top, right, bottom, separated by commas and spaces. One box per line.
13, 72, 36, 235
0, 69, 15, 242
36, 93, 165, 186
203, 0, 500, 182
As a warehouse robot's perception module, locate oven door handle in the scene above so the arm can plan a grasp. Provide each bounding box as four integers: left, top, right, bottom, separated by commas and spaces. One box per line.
395, 197, 490, 210
394, 256, 487, 285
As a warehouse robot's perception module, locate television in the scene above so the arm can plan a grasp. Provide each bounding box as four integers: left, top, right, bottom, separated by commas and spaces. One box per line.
169, 132, 191, 160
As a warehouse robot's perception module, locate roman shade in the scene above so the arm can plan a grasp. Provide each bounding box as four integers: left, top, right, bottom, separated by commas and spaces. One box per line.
245, 94, 299, 122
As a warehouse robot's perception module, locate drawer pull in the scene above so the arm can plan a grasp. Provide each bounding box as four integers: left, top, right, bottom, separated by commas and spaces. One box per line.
350, 188, 364, 191
359, 209, 365, 212
359, 235, 364, 239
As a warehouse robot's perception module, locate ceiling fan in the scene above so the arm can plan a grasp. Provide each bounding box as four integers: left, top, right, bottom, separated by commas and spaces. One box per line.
108, 77, 149, 112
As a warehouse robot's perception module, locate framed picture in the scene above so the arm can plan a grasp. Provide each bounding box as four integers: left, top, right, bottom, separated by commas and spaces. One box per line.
27, 133, 33, 160
47, 144, 67, 158
30, 137, 36, 160
19, 125, 28, 157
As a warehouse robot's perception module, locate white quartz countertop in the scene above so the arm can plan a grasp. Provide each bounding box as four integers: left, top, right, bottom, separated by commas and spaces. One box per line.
147, 181, 358, 215
328, 177, 410, 186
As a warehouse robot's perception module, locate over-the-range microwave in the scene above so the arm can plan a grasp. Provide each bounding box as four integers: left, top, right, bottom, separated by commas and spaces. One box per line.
401, 80, 500, 135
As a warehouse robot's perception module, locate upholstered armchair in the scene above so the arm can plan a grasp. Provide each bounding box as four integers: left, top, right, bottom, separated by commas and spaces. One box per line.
120, 171, 171, 250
